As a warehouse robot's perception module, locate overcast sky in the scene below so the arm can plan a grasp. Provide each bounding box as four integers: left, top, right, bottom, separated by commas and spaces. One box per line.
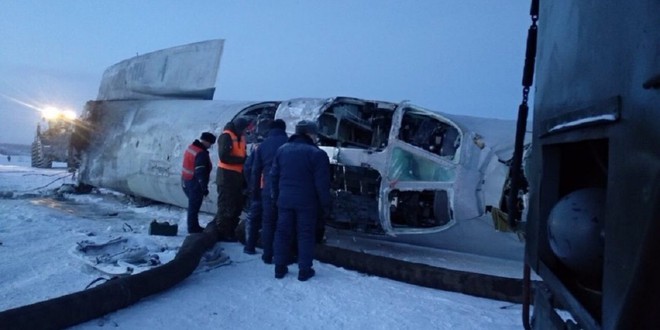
0, 1, 531, 145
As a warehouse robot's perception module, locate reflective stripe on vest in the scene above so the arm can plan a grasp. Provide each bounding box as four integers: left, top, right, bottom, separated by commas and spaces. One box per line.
181, 144, 203, 180
218, 129, 246, 173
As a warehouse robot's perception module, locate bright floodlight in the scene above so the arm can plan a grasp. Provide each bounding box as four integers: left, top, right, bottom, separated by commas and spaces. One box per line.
63, 110, 77, 120
42, 106, 60, 120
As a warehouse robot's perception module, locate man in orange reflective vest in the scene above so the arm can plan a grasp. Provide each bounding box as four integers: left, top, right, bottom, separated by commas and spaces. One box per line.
181, 132, 216, 234
212, 117, 249, 241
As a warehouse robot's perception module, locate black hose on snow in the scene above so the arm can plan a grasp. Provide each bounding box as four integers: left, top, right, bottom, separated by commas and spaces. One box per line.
0, 227, 219, 330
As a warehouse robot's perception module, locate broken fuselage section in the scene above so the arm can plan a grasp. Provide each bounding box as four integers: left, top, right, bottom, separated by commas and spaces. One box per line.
77, 95, 519, 238
74, 40, 526, 258
276, 97, 519, 236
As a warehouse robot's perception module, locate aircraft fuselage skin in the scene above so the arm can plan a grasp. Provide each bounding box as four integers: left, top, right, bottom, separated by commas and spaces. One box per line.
75, 40, 526, 260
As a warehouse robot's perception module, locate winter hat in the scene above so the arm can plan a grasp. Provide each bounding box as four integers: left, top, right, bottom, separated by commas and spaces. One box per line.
270, 119, 286, 130
200, 132, 217, 144
233, 117, 249, 133
295, 120, 318, 136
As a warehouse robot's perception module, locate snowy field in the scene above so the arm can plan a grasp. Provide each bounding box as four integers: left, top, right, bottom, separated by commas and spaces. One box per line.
0, 153, 527, 329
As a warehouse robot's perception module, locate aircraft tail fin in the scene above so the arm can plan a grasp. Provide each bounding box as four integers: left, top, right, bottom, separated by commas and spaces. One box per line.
97, 39, 224, 101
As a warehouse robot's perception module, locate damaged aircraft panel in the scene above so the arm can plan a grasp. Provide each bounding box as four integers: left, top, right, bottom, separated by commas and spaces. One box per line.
74, 40, 529, 259
277, 97, 527, 236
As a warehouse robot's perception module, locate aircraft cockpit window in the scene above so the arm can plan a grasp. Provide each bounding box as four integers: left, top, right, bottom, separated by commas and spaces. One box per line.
389, 147, 456, 182
399, 111, 461, 160
317, 102, 393, 151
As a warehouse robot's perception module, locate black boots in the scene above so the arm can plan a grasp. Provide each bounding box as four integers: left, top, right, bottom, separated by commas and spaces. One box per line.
298, 268, 315, 282
274, 265, 315, 281
275, 265, 288, 279
217, 233, 238, 242
216, 220, 238, 242
187, 224, 204, 234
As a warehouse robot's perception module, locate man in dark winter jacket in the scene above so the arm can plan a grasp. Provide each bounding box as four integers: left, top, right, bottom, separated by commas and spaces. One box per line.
181, 132, 216, 234
271, 120, 330, 281
212, 117, 249, 241
249, 119, 288, 262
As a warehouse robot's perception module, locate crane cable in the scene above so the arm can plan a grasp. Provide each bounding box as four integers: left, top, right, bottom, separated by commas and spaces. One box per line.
508, 0, 539, 230
508, 1, 539, 329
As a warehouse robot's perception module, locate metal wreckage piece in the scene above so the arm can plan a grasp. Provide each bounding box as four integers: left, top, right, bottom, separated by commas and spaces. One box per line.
72, 39, 529, 260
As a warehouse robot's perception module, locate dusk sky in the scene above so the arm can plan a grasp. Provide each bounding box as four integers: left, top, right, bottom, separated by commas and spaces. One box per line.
0, 1, 531, 145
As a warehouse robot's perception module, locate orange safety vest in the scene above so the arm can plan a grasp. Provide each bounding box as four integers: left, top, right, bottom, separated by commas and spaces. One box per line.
181, 144, 204, 180
218, 129, 246, 173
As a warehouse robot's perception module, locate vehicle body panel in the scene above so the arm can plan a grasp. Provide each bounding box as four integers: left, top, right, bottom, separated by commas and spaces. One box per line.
526, 0, 660, 328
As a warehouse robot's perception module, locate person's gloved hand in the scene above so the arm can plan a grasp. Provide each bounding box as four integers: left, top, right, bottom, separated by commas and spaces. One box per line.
316, 206, 329, 244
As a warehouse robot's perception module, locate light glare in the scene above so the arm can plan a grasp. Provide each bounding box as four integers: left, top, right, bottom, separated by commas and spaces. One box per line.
63, 110, 77, 120
42, 107, 60, 120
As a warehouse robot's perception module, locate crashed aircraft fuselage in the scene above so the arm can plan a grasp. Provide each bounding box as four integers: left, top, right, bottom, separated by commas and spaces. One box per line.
75, 40, 526, 259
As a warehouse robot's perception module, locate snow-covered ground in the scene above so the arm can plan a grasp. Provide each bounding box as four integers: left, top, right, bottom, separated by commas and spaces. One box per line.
0, 153, 527, 329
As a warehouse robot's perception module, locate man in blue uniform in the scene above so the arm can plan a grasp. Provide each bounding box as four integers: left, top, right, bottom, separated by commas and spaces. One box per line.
181, 132, 216, 234
249, 119, 288, 261
270, 120, 330, 281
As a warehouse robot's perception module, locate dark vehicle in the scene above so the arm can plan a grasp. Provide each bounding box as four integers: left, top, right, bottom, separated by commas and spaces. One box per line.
523, 0, 659, 329
31, 107, 79, 169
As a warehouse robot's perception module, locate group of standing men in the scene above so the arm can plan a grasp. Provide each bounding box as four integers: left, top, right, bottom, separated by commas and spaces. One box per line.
180, 117, 330, 281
